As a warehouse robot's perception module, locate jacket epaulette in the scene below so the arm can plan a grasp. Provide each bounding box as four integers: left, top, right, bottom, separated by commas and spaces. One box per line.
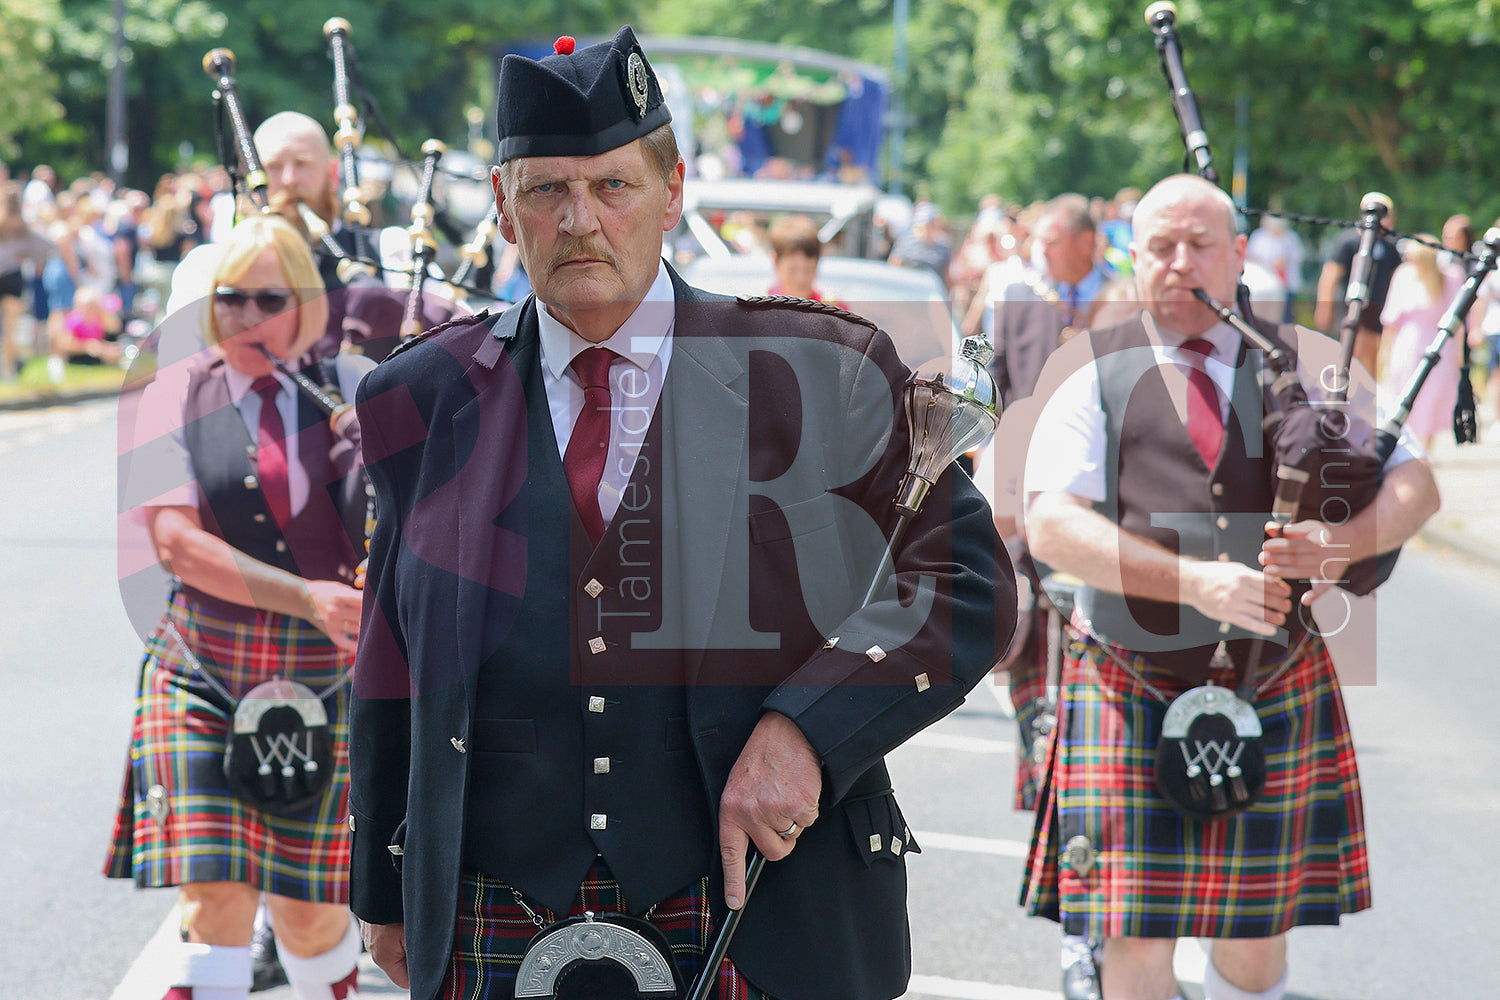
380, 308, 494, 364
736, 294, 880, 333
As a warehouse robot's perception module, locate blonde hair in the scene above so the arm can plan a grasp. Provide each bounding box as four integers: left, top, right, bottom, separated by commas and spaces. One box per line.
1404, 235, 1445, 303
205, 214, 328, 357
0, 182, 26, 238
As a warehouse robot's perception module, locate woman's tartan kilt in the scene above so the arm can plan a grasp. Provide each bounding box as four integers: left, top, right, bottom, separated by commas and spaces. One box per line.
1020, 629, 1372, 940
442, 857, 773, 1000
103, 590, 353, 903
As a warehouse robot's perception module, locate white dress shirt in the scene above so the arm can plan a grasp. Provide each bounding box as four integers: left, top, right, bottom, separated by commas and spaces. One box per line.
1024, 315, 1417, 506
536, 260, 675, 530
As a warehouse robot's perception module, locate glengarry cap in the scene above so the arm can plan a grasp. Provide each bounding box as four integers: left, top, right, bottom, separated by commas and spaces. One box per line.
496, 26, 672, 162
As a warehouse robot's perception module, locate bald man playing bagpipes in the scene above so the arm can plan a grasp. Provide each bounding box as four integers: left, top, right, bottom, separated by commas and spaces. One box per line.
1016, 175, 1439, 1000
162, 109, 459, 368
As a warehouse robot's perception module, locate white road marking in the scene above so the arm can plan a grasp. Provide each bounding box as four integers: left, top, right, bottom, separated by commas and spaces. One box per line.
108, 641, 1208, 1000
907, 730, 1016, 754
904, 974, 1058, 999
110, 907, 182, 1000
983, 673, 1017, 718
913, 830, 1030, 857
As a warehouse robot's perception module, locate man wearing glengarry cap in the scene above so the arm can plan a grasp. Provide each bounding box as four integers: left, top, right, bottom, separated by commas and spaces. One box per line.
347, 25, 1009, 1000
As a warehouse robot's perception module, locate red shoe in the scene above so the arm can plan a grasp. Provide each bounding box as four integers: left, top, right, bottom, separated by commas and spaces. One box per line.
331, 968, 359, 998
162, 989, 193, 1000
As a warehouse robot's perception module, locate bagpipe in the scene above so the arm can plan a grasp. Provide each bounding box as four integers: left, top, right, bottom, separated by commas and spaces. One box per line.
203, 21, 507, 342
1139, 1, 1493, 820
204, 47, 372, 284
1144, 0, 1489, 546
310, 17, 505, 330
201, 45, 392, 568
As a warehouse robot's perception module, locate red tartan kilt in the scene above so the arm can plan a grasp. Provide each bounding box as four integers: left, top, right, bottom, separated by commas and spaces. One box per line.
1020, 631, 1372, 940
103, 591, 353, 903
442, 858, 774, 1000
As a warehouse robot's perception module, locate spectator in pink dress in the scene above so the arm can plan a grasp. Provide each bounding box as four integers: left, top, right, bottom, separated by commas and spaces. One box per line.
1380, 235, 1465, 450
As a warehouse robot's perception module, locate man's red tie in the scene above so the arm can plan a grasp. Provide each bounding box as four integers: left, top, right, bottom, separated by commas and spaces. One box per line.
1179, 338, 1224, 466
252, 375, 292, 527
563, 347, 615, 545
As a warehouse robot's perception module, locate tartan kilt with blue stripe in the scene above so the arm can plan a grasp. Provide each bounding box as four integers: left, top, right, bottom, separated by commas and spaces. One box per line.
1019, 630, 1372, 939
103, 590, 352, 903
442, 858, 773, 1000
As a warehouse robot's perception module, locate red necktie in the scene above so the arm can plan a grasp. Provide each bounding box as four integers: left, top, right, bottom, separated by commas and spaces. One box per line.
1178, 338, 1224, 466
252, 375, 292, 528
563, 347, 615, 545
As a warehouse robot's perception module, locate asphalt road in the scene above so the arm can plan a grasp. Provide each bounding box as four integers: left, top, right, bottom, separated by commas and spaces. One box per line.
2, 397, 1494, 1000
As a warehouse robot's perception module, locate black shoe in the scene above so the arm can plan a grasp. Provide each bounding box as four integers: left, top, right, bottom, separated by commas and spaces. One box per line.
1061, 943, 1102, 1000
250, 920, 288, 993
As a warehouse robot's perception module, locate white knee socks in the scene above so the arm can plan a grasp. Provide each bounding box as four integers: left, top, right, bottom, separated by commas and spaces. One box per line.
1204, 959, 1289, 1000
165, 942, 251, 1000
275, 916, 361, 1000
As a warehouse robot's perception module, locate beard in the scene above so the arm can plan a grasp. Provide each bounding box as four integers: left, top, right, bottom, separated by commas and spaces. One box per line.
268, 183, 340, 240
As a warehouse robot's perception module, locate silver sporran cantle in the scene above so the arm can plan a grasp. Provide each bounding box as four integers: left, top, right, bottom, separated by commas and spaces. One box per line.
1152, 683, 1266, 821
222, 678, 336, 816
514, 910, 683, 999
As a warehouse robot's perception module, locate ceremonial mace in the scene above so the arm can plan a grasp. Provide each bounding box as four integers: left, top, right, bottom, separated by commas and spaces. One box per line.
683, 334, 1001, 1000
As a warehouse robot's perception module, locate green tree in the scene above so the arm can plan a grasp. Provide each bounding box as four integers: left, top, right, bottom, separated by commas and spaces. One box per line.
14, 0, 1500, 240
0, 0, 66, 164
14, 0, 225, 185
647, 0, 1500, 234
14, 0, 637, 190
928, 0, 1182, 211
936, 0, 1500, 231
1183, 0, 1500, 229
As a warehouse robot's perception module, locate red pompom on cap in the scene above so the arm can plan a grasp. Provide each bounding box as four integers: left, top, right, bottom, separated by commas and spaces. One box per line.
553, 35, 576, 55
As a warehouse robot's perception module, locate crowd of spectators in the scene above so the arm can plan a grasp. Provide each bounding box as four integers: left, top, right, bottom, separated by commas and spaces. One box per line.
0, 160, 245, 383
885, 188, 1499, 439
7, 152, 1497, 439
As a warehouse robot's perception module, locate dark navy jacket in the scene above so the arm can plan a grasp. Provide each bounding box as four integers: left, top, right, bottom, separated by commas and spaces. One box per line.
348, 268, 1009, 1000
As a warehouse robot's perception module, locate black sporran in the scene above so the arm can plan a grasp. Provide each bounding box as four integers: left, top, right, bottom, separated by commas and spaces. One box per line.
513, 911, 683, 999
223, 678, 336, 817
1153, 684, 1267, 821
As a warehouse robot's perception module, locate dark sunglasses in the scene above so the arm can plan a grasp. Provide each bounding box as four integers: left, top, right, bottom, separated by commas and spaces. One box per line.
213, 287, 295, 314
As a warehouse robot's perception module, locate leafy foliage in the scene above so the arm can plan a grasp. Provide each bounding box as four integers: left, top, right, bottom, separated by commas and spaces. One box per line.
0, 0, 66, 162
6, 0, 1500, 239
